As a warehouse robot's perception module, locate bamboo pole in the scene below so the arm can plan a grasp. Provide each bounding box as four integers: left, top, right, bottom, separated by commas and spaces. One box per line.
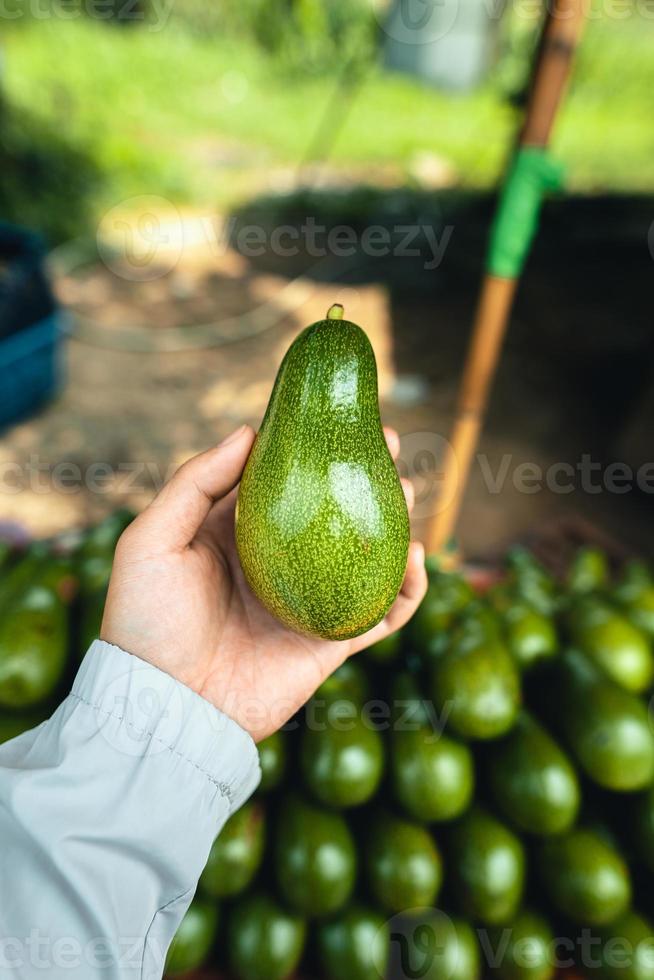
425, 0, 587, 557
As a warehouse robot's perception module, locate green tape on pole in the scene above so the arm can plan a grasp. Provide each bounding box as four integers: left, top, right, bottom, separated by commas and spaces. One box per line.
487, 147, 565, 279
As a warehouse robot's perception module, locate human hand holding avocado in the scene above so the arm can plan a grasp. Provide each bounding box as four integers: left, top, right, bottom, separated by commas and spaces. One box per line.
101, 422, 426, 742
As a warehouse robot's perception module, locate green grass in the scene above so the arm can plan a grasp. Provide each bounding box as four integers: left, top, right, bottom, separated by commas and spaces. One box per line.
3, 13, 654, 239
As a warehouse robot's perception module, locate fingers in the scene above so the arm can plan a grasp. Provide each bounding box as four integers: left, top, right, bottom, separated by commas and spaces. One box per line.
123, 425, 256, 553
401, 477, 414, 513
384, 426, 400, 461
350, 540, 428, 654
384, 428, 413, 512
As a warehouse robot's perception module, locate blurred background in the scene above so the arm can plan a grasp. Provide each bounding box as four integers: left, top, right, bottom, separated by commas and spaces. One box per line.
3, 9, 654, 979
1, 0, 653, 558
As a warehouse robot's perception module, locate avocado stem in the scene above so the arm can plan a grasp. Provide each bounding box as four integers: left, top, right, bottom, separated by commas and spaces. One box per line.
327, 303, 344, 321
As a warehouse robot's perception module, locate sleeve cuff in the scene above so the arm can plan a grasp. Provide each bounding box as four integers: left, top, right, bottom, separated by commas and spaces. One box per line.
72, 640, 261, 812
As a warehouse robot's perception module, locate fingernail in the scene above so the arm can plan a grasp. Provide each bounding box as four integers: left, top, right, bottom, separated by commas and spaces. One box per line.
217, 424, 247, 448
413, 541, 425, 566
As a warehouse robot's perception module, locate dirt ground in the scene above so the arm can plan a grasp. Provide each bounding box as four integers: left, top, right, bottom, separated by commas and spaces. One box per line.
2, 196, 653, 562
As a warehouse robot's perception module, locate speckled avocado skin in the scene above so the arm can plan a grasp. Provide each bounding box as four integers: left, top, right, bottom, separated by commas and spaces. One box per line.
235, 312, 410, 640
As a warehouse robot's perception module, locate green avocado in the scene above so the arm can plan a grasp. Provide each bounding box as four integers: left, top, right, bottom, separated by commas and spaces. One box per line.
505, 549, 559, 616
316, 905, 389, 980
595, 912, 654, 980
537, 828, 631, 925
0, 544, 48, 612
411, 573, 474, 660
165, 898, 218, 977
389, 910, 480, 980
569, 597, 654, 693
503, 602, 558, 671
447, 807, 525, 925
548, 649, 654, 792
623, 587, 654, 639
484, 910, 555, 980
316, 659, 370, 706
430, 617, 520, 740
0, 558, 71, 708
300, 710, 384, 808
258, 730, 287, 792
391, 724, 474, 823
199, 799, 265, 899
364, 629, 402, 663
365, 810, 442, 914
228, 892, 306, 980
614, 562, 654, 638
634, 786, 654, 872
487, 711, 580, 836
76, 509, 134, 593
567, 547, 610, 594
235, 304, 410, 641
275, 794, 356, 917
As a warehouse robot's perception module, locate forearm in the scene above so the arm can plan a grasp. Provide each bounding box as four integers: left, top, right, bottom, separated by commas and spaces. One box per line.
0, 641, 260, 979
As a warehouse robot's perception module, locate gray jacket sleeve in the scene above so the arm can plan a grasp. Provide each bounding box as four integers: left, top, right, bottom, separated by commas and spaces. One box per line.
0, 640, 261, 980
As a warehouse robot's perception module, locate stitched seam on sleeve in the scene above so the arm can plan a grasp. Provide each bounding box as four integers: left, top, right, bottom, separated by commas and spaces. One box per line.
69, 691, 236, 804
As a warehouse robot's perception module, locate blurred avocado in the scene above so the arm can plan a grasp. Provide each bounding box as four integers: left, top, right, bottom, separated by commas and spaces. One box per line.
447, 807, 525, 925
506, 548, 559, 616
365, 809, 442, 914
503, 602, 558, 671
391, 724, 474, 823
76, 509, 134, 593
165, 898, 218, 977
614, 561, 654, 639
567, 547, 610, 594
595, 911, 654, 980
537, 828, 631, 925
200, 799, 265, 899
0, 556, 72, 708
300, 711, 384, 808
486, 910, 555, 980
258, 729, 287, 792
275, 794, 356, 917
430, 609, 520, 740
389, 910, 481, 980
547, 649, 654, 792
316, 905, 389, 980
569, 597, 653, 693
487, 711, 580, 836
364, 630, 402, 664
316, 658, 370, 705
411, 572, 474, 661
228, 892, 306, 980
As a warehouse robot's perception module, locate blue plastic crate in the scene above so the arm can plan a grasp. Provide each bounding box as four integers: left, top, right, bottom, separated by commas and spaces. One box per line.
0, 313, 64, 430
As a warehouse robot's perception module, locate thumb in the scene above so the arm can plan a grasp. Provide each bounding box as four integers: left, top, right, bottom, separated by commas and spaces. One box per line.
126, 425, 255, 552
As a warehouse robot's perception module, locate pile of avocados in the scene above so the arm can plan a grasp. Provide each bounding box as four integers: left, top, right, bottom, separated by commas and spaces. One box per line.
0, 509, 133, 736
3, 521, 654, 980
166, 544, 654, 980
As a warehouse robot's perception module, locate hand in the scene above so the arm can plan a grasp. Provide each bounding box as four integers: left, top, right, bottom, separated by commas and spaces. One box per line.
101, 425, 427, 741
